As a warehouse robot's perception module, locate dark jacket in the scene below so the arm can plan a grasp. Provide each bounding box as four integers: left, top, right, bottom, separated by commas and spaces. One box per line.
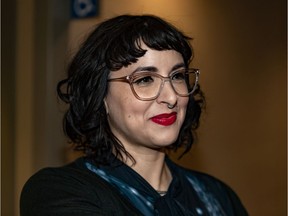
20, 157, 248, 216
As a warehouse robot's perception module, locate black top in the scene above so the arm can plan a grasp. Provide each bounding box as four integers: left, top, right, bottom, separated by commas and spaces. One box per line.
20, 157, 248, 216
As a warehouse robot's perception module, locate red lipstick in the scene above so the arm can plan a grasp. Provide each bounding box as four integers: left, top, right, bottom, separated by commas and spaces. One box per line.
151, 112, 177, 126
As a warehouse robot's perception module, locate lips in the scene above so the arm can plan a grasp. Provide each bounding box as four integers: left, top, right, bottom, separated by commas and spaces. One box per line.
151, 112, 177, 126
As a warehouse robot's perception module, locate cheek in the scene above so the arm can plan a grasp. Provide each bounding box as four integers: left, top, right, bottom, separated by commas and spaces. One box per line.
178, 98, 189, 121
180, 97, 189, 111
106, 88, 145, 121
105, 85, 130, 111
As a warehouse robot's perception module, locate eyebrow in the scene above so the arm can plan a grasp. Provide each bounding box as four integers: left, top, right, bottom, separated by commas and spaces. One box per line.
132, 62, 186, 73
171, 63, 186, 71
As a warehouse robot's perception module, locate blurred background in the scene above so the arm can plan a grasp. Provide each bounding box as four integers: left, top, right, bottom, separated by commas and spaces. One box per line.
2, 0, 286, 215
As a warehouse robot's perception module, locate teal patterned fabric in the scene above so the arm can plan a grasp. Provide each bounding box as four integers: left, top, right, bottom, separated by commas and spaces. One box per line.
85, 157, 236, 216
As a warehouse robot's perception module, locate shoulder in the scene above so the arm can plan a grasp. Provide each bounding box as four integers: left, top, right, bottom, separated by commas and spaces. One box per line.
169, 160, 249, 215
20, 157, 141, 216
167, 159, 229, 191
20, 158, 102, 215
21, 157, 106, 197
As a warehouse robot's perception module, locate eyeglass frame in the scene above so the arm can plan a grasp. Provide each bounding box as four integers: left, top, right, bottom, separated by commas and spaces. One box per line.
107, 68, 200, 101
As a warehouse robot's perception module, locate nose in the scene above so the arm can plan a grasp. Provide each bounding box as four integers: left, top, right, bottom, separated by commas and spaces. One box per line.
156, 79, 177, 107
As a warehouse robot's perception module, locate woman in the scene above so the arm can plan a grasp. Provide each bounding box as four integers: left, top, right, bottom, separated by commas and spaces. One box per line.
20, 15, 248, 215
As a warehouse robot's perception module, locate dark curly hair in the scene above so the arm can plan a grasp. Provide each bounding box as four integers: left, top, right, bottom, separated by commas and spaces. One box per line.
57, 15, 205, 165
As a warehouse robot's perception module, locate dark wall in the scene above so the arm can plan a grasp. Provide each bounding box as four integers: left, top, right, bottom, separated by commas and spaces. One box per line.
2, 0, 17, 215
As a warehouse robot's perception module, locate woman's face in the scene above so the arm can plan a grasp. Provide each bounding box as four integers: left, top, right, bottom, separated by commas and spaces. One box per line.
104, 45, 189, 153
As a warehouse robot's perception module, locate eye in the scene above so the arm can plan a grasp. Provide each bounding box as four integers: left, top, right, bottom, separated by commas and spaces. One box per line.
132, 74, 155, 86
171, 70, 186, 81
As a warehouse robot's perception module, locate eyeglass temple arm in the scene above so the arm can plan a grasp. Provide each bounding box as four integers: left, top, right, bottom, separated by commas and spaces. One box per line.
107, 76, 130, 83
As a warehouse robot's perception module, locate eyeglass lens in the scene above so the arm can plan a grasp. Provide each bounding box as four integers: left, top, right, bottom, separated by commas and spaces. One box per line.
131, 70, 197, 100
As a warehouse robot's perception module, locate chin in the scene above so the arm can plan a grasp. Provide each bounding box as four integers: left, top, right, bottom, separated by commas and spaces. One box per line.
152, 137, 178, 148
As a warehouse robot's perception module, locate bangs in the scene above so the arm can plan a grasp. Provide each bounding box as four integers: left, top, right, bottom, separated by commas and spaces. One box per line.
105, 15, 193, 71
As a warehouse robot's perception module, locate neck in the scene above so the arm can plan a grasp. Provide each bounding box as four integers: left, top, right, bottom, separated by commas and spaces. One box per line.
124, 149, 172, 192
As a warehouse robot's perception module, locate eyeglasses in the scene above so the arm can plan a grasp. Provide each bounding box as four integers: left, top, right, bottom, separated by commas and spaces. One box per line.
108, 68, 200, 101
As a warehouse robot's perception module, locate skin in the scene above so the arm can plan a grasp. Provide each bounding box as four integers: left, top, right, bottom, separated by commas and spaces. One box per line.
104, 44, 189, 191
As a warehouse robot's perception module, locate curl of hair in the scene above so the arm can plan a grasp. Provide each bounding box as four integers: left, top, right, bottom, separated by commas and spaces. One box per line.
57, 15, 205, 164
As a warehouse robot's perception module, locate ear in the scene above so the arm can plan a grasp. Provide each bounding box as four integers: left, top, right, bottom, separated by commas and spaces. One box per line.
103, 98, 109, 115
